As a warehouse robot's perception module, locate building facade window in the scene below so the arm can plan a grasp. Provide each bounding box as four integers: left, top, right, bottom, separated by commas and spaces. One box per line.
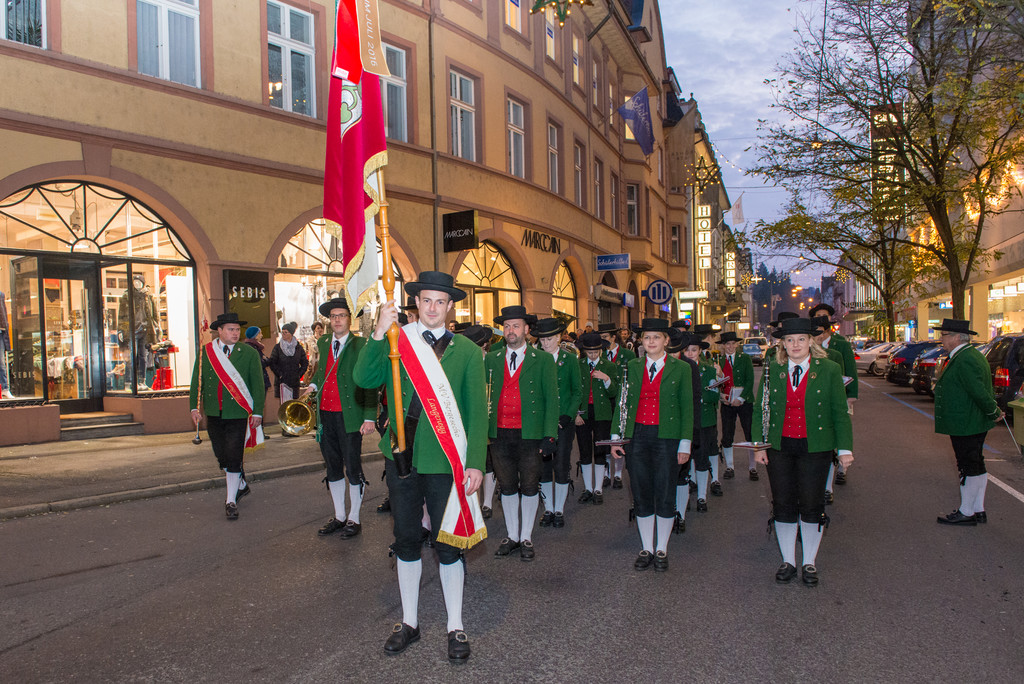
657, 148, 663, 184
547, 122, 560, 194
608, 81, 615, 127
625, 183, 639, 235
593, 159, 604, 220
545, 12, 556, 60
592, 61, 600, 110
658, 217, 665, 256
624, 96, 635, 141
504, 0, 522, 32
455, 241, 521, 325
0, 182, 197, 406
4, 0, 44, 47
551, 261, 577, 322
267, 1, 315, 116
573, 143, 585, 208
137, 0, 201, 88
381, 44, 408, 142
507, 98, 526, 179
571, 35, 580, 86
610, 173, 619, 230
670, 224, 681, 263
450, 70, 476, 162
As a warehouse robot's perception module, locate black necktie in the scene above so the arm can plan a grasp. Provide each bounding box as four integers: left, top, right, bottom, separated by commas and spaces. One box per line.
423, 330, 437, 346
792, 365, 802, 388
333, 340, 340, 358
510, 351, 518, 371
223, 345, 229, 355
649, 363, 656, 381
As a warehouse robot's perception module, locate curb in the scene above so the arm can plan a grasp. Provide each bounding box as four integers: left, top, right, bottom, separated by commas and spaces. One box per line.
0, 450, 385, 522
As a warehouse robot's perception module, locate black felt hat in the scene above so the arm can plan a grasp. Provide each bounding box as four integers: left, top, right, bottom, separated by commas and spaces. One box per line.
811, 315, 833, 331
691, 323, 717, 338
318, 297, 363, 318
717, 331, 741, 344
671, 319, 692, 330
770, 311, 799, 327
808, 303, 836, 318
400, 296, 418, 311
405, 271, 467, 302
668, 329, 706, 353
576, 332, 610, 351
532, 318, 566, 339
932, 318, 978, 336
458, 324, 493, 347
210, 312, 247, 330
597, 323, 624, 334
453, 321, 472, 332
494, 305, 538, 327
631, 318, 672, 334
772, 317, 822, 339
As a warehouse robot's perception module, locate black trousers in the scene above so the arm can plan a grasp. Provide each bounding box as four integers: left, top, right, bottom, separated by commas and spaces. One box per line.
318, 410, 364, 484
491, 428, 542, 496
720, 401, 753, 448
541, 423, 574, 485
206, 415, 246, 473
765, 436, 833, 524
576, 405, 610, 466
387, 465, 460, 565
626, 423, 677, 518
950, 432, 988, 479
693, 424, 717, 472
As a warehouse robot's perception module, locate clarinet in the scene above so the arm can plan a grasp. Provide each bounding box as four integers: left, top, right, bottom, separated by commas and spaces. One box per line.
761, 356, 771, 443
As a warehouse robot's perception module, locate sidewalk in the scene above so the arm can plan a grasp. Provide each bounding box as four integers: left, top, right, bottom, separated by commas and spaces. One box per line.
0, 425, 383, 520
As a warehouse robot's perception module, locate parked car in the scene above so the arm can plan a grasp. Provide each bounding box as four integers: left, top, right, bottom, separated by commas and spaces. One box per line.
885, 341, 940, 385
743, 336, 769, 355
855, 342, 898, 376
742, 342, 764, 366
981, 334, 1024, 417
910, 346, 947, 396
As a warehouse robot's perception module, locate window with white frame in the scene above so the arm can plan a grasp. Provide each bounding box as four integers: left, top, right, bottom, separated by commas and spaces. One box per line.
381, 43, 408, 142
508, 98, 526, 179
4, 0, 44, 47
137, 0, 201, 87
505, 0, 522, 32
266, 1, 315, 115
610, 173, 619, 230
593, 159, 604, 219
545, 12, 556, 60
450, 70, 476, 162
547, 123, 560, 194
574, 143, 585, 208
626, 183, 639, 235
571, 35, 580, 85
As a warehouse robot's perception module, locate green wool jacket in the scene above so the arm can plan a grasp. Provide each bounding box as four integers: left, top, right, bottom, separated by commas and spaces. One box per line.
189, 341, 266, 418
310, 333, 377, 433
485, 345, 560, 440
825, 346, 844, 371
827, 333, 859, 399
352, 334, 488, 474
605, 344, 636, 377
721, 350, 755, 403
934, 344, 1001, 436
753, 356, 853, 452
699, 360, 721, 428
551, 347, 583, 419
611, 355, 694, 441
578, 356, 621, 421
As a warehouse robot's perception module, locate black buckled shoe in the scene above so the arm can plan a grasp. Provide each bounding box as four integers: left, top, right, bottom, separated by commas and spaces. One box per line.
236, 483, 251, 501
834, 471, 846, 485
673, 514, 685, 534
339, 521, 361, 539
634, 550, 653, 571
494, 537, 521, 557
824, 490, 834, 505
552, 512, 565, 528
384, 622, 420, 655
578, 490, 593, 504
654, 551, 669, 572
749, 469, 759, 481
447, 630, 471, 664
723, 467, 735, 480
801, 564, 819, 587
974, 511, 987, 523
225, 502, 239, 520
481, 506, 492, 519
377, 497, 391, 513
775, 562, 797, 584
612, 476, 623, 489
538, 511, 554, 527
603, 475, 612, 488
318, 517, 345, 535
520, 539, 536, 562
592, 492, 604, 505
696, 498, 708, 512
711, 481, 724, 497
937, 510, 978, 526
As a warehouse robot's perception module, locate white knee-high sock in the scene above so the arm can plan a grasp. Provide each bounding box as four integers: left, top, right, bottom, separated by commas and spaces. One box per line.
501, 494, 521, 541
972, 473, 989, 513
676, 485, 688, 521
775, 521, 798, 566
540, 481, 554, 512
696, 470, 709, 500
396, 559, 422, 628
482, 472, 497, 509
421, 503, 431, 531
554, 482, 569, 513
689, 460, 696, 481
594, 466, 604, 494
520, 494, 539, 542
225, 471, 241, 504
614, 457, 624, 478
710, 454, 720, 482
581, 464, 594, 492
825, 463, 836, 493
348, 482, 363, 524
655, 516, 675, 554
748, 451, 758, 471
328, 479, 346, 520
799, 520, 824, 567
637, 515, 655, 553
439, 561, 465, 632
723, 446, 734, 469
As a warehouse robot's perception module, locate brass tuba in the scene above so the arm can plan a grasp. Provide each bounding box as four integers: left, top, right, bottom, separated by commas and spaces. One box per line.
278, 394, 317, 436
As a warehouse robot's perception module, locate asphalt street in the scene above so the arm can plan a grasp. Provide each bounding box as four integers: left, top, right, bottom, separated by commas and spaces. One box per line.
2, 375, 1023, 683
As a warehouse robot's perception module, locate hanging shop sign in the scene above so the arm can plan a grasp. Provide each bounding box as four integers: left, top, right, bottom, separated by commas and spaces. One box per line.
643, 279, 673, 305
596, 253, 631, 271
695, 204, 712, 270
593, 284, 634, 307
442, 210, 478, 253
224, 270, 272, 337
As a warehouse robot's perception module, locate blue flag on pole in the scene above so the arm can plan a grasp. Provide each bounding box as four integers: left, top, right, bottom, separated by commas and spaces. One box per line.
618, 87, 654, 156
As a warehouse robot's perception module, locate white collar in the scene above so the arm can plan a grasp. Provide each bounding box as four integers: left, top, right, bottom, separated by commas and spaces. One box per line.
949, 342, 969, 358
646, 353, 667, 374
506, 343, 527, 358
417, 322, 446, 340
821, 336, 831, 348
787, 356, 811, 372
332, 332, 350, 347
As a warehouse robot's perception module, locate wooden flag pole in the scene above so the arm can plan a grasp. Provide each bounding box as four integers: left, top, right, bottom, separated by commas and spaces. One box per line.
375, 168, 405, 451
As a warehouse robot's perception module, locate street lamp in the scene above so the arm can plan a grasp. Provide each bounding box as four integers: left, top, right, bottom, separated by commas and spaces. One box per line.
530, 0, 592, 26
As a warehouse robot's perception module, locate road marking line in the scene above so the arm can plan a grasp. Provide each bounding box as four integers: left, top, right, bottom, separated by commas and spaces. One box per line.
989, 474, 1024, 505
882, 392, 1002, 454
860, 380, 874, 388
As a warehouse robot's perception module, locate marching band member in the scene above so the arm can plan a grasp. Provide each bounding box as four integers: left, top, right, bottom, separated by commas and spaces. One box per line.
303, 297, 377, 538
353, 271, 487, 663
753, 317, 853, 587
668, 329, 703, 533
809, 304, 858, 496
599, 323, 635, 489
716, 331, 756, 485
534, 318, 583, 529
189, 312, 265, 520
575, 333, 619, 504
610, 319, 693, 572
681, 333, 720, 514
812, 314, 850, 506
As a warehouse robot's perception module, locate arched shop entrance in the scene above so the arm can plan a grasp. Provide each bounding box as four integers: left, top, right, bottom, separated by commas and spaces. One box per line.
454, 241, 521, 326
0, 181, 197, 412
551, 261, 577, 325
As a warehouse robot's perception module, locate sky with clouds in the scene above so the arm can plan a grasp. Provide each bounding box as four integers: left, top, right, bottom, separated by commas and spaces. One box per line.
663, 0, 826, 285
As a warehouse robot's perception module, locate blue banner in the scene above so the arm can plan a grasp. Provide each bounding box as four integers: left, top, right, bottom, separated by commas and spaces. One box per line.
618, 87, 654, 156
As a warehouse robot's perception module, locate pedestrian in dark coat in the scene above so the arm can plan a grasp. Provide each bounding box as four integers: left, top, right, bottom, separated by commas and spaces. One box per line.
269, 321, 309, 401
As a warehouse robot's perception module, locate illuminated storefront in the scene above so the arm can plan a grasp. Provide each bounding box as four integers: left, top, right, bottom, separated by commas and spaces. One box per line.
551, 261, 577, 323
454, 241, 521, 326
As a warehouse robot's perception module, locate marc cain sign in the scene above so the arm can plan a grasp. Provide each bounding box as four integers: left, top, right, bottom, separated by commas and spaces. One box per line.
521, 228, 561, 254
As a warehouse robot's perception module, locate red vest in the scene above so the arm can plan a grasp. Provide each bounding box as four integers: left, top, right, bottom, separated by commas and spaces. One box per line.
722, 356, 735, 396
320, 344, 343, 412
782, 372, 808, 438
497, 362, 523, 429
587, 363, 596, 404
636, 365, 663, 426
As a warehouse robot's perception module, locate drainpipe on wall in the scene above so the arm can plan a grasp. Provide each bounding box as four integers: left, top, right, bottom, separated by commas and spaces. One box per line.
429, 7, 440, 272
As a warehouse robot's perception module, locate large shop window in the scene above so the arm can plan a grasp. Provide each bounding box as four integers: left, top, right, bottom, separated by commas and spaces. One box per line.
455, 241, 520, 326
551, 261, 577, 323
4, 0, 45, 48
137, 0, 201, 88
0, 182, 197, 407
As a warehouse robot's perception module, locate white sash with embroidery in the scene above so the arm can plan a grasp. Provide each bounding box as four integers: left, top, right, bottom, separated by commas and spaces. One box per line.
207, 341, 264, 451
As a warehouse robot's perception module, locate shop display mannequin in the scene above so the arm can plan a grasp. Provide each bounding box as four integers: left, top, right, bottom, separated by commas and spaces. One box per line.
118, 274, 160, 389
0, 287, 13, 399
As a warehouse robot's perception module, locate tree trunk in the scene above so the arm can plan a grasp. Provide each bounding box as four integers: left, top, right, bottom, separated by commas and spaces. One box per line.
884, 299, 897, 342
949, 268, 967, 321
